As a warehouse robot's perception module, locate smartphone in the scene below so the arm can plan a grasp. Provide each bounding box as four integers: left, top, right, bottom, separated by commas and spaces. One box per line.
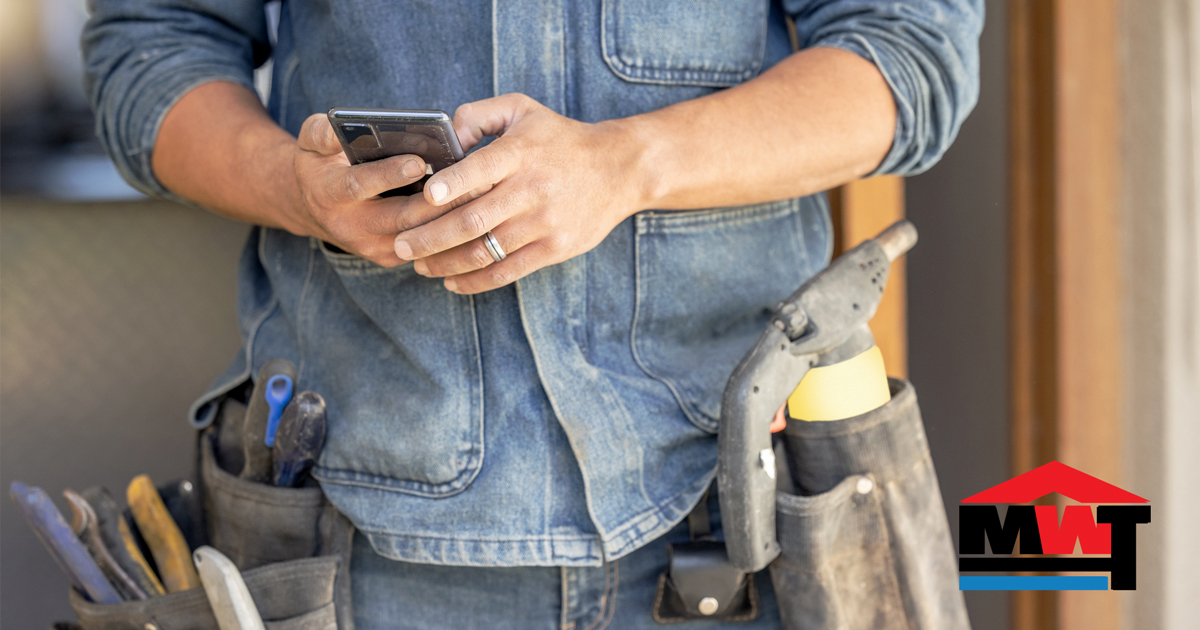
327, 108, 465, 197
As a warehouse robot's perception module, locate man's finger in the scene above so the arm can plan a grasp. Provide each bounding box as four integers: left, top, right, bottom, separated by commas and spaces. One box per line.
441, 241, 545, 295
395, 184, 522, 260
298, 113, 343, 155
362, 189, 475, 236
422, 141, 520, 208
413, 222, 531, 278
342, 154, 427, 201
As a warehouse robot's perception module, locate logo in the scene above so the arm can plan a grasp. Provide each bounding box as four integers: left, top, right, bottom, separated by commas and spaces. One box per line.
958, 461, 1151, 591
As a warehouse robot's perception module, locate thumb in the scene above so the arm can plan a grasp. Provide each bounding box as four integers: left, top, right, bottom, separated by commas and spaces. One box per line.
452, 93, 537, 152
298, 113, 344, 156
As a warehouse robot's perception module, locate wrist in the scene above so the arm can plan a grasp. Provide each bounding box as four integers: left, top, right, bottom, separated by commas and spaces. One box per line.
600, 115, 674, 216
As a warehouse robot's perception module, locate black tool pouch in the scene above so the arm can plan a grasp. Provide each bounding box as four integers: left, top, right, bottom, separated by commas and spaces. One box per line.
770, 379, 968, 630
652, 492, 758, 623
68, 399, 356, 630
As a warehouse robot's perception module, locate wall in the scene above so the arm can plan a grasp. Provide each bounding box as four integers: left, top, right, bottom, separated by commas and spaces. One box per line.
0, 199, 248, 628
1120, 1, 1200, 628
905, 1, 1010, 629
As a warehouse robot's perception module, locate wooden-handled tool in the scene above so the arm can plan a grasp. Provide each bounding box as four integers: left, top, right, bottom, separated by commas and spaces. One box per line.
194, 546, 266, 630
272, 391, 327, 487
241, 359, 297, 483
9, 482, 122, 604
63, 489, 147, 600
126, 475, 200, 592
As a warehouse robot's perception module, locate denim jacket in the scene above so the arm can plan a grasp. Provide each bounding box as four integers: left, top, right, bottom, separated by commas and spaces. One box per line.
83, 0, 981, 567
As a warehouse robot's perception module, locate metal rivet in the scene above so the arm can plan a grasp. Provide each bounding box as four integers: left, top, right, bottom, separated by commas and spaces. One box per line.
698, 596, 719, 615
180, 481, 193, 493
856, 477, 874, 494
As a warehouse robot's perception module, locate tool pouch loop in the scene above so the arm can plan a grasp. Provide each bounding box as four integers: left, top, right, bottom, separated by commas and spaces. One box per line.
652, 491, 759, 623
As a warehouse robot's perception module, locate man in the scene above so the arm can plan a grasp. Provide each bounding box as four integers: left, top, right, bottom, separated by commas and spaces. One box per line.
84, 0, 981, 626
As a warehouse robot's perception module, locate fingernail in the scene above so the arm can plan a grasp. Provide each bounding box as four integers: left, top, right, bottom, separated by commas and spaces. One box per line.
444, 277, 458, 292
413, 259, 428, 276
394, 239, 413, 260
429, 182, 449, 204
402, 160, 423, 178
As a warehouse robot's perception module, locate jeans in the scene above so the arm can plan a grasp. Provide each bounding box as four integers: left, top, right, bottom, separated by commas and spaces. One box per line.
351, 505, 782, 629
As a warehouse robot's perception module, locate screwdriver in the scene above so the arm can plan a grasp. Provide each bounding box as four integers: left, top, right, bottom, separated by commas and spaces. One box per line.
241, 359, 297, 483
9, 482, 121, 604
272, 391, 327, 487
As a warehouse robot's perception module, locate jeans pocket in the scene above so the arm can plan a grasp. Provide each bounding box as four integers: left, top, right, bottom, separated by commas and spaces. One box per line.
602, 0, 768, 86
292, 237, 484, 498
771, 475, 909, 630
632, 199, 818, 432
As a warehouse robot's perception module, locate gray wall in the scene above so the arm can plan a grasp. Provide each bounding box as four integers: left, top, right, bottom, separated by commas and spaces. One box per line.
0, 199, 248, 628
905, 1, 1009, 629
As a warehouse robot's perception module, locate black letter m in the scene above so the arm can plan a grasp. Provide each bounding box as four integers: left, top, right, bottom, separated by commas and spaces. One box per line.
959, 505, 1042, 554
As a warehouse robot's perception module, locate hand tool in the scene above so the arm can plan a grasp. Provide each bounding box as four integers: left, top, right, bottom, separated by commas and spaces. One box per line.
263, 374, 294, 448
118, 516, 167, 595
81, 486, 166, 596
718, 219, 919, 573
241, 359, 298, 483
193, 546, 266, 630
9, 482, 122, 604
63, 489, 147, 600
272, 391, 327, 487
126, 475, 201, 592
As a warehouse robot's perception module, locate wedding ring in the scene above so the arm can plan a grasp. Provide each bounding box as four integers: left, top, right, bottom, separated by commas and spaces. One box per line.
483, 231, 506, 262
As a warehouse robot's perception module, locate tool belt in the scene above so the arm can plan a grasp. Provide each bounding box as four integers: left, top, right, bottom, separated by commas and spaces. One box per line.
66, 398, 356, 630
654, 379, 966, 628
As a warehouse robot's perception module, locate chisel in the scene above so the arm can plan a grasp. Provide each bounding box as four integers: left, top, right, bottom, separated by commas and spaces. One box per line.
272, 391, 327, 487
126, 475, 200, 592
241, 359, 297, 483
9, 482, 122, 604
63, 489, 147, 600
194, 546, 266, 630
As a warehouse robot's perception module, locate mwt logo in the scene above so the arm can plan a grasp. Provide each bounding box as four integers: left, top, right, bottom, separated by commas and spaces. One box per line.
958, 461, 1151, 591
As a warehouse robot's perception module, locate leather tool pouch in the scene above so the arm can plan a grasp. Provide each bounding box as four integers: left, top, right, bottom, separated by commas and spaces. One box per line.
652, 491, 759, 623
68, 398, 356, 630
770, 379, 968, 630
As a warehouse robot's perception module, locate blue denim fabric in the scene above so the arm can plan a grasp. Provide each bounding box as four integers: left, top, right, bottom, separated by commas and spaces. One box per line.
351, 495, 783, 629
83, 0, 981, 568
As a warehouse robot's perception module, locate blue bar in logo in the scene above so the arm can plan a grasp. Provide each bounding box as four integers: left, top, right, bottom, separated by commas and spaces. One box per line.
959, 576, 1109, 591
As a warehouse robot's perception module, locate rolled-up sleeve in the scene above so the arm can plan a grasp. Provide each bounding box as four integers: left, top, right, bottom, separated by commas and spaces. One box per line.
82, 0, 270, 197
785, 0, 983, 176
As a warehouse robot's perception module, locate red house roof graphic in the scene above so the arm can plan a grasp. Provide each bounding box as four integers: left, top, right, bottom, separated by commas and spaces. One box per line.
962, 461, 1148, 504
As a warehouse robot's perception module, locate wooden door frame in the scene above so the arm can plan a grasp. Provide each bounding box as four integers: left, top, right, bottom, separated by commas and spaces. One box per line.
1009, 1, 1123, 629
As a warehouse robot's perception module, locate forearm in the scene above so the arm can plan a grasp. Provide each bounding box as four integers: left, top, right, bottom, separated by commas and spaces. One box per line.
625, 47, 896, 211
152, 82, 307, 233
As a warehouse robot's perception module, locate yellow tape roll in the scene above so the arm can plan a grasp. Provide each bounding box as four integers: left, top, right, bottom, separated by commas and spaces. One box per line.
787, 345, 891, 421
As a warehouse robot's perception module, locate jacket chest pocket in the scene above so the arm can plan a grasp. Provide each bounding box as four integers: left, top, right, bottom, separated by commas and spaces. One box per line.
602, 0, 769, 87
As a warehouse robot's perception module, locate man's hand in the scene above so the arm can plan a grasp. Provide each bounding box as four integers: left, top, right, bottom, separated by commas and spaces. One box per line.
293, 114, 466, 267
394, 93, 649, 294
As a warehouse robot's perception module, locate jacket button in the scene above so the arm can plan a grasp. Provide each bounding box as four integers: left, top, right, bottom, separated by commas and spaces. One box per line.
856, 477, 874, 494
698, 597, 719, 615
